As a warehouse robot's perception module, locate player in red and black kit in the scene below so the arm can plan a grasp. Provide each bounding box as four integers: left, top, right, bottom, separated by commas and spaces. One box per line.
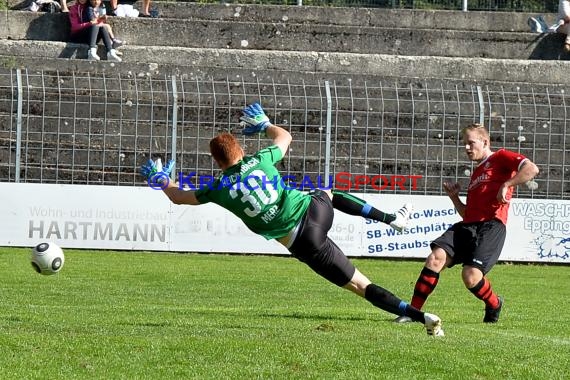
394, 123, 539, 324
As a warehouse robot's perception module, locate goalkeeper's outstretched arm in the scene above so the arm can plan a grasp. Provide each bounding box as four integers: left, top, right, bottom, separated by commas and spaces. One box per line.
265, 124, 292, 157
162, 181, 201, 205
239, 102, 291, 156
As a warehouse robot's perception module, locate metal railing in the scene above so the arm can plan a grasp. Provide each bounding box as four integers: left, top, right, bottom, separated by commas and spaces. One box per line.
1, 68, 567, 199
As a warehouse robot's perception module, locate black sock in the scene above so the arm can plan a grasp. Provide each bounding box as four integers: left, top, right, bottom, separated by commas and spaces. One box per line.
364, 284, 424, 323
332, 190, 395, 224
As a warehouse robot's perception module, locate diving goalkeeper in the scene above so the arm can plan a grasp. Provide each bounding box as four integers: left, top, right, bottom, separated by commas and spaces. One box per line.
140, 102, 444, 336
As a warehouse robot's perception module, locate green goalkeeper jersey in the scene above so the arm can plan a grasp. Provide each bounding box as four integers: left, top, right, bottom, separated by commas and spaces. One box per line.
194, 145, 311, 240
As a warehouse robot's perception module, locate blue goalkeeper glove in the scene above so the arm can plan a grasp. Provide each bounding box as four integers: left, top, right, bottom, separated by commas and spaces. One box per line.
140, 158, 175, 187
162, 159, 175, 178
240, 102, 271, 135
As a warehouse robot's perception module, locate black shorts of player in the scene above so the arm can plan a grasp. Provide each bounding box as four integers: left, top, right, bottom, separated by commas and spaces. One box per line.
288, 190, 356, 287
430, 219, 506, 274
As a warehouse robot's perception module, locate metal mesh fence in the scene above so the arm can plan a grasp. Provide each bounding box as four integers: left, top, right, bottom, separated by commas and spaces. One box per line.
0, 68, 568, 199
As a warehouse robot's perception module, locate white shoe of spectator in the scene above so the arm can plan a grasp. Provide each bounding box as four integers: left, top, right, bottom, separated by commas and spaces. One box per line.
108, 49, 122, 62
88, 48, 100, 61
112, 38, 124, 49
528, 17, 544, 33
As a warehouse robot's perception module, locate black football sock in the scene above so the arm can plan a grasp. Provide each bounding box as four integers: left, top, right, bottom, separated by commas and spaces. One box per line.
332, 190, 395, 224
364, 284, 424, 323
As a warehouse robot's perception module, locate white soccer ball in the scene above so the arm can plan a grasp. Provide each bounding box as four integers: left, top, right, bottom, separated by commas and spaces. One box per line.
31, 242, 65, 275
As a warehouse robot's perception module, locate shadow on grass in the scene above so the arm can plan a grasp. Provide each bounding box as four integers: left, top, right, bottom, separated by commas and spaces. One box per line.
258, 311, 378, 322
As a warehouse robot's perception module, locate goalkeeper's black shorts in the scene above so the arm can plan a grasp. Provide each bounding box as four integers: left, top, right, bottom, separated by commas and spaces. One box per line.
288, 190, 356, 287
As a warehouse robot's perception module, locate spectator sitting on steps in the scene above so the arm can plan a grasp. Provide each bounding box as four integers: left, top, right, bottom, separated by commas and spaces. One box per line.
68, 0, 122, 62
84, 0, 124, 51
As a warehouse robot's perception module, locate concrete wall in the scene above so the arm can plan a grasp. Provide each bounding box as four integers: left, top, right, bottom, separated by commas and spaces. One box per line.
3, 41, 570, 85
1, 9, 565, 61
4, 2, 559, 32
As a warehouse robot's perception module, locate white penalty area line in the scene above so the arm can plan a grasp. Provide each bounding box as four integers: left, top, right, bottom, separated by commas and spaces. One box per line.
463, 325, 570, 345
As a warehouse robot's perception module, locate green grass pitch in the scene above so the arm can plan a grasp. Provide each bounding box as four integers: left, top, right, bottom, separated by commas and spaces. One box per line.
1, 247, 569, 379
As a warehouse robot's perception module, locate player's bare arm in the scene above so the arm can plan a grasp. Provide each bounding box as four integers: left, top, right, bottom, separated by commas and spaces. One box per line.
443, 181, 466, 218
497, 160, 540, 204
163, 180, 201, 205
265, 124, 292, 157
